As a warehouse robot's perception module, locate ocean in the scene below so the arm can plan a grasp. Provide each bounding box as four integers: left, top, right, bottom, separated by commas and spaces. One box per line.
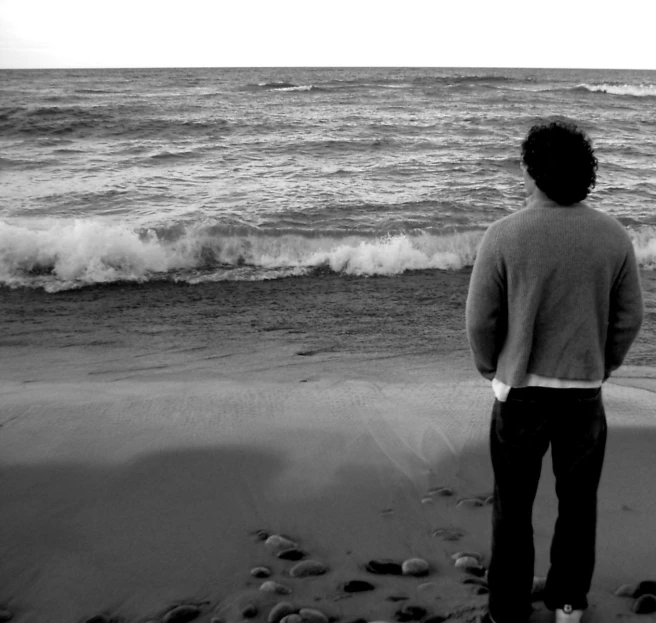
1, 67, 655, 293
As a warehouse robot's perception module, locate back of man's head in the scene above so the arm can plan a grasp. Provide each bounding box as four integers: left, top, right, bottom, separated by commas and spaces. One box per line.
521, 120, 598, 206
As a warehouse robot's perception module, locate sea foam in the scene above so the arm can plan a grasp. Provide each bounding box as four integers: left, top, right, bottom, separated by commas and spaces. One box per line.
0, 219, 482, 291
629, 226, 656, 268
578, 83, 656, 97
2, 218, 653, 291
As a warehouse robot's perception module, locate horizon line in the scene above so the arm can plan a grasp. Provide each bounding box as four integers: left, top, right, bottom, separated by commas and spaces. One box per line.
1, 65, 655, 72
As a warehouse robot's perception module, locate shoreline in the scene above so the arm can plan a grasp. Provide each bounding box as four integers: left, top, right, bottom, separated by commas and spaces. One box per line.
1, 268, 655, 622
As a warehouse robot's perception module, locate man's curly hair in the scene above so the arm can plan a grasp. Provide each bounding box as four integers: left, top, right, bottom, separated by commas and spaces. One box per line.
521, 120, 598, 206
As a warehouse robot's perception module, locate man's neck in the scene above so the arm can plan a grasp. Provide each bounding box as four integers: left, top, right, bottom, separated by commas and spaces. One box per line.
525, 189, 563, 209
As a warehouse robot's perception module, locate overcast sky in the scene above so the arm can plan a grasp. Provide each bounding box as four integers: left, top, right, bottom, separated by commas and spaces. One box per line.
1, 0, 654, 70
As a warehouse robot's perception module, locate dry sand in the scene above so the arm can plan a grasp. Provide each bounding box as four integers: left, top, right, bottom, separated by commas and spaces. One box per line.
1, 270, 655, 622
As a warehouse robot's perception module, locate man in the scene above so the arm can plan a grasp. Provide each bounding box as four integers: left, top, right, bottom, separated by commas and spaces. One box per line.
466, 120, 643, 623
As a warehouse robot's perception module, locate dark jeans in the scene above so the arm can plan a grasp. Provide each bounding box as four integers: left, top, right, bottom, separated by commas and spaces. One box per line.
487, 387, 607, 621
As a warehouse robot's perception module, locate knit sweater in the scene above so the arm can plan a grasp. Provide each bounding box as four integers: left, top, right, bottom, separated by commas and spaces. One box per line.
465, 195, 643, 387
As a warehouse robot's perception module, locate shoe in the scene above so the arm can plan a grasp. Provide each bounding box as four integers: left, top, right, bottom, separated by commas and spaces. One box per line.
555, 605, 583, 622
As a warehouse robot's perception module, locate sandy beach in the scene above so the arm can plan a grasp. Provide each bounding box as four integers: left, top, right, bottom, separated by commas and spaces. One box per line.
1, 269, 655, 623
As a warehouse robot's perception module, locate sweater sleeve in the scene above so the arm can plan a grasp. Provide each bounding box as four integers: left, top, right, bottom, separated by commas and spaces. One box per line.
466, 225, 507, 380
605, 242, 644, 377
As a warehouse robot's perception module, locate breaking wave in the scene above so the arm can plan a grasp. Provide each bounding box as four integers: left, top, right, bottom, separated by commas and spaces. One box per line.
577, 83, 656, 97
253, 82, 322, 92
0, 218, 483, 291
2, 218, 654, 292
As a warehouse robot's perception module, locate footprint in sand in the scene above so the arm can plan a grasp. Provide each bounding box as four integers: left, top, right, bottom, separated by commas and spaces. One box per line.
277, 547, 307, 561
428, 486, 455, 497
455, 497, 486, 509
365, 559, 403, 575
432, 527, 465, 542
341, 580, 376, 593
242, 604, 259, 619
163, 604, 203, 623
394, 605, 428, 621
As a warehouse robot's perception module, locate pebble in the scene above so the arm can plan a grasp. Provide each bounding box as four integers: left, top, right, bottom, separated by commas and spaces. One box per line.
450, 552, 483, 563
289, 560, 328, 577
633, 594, 656, 614
261, 581, 293, 595
280, 616, 303, 623
278, 548, 307, 561
266, 535, 299, 551
298, 608, 329, 623
252, 566, 273, 578
615, 583, 637, 597
242, 605, 259, 619
635, 581, 656, 598
341, 580, 376, 593
456, 498, 485, 509
365, 560, 403, 575
430, 487, 455, 497
163, 605, 202, 623
401, 558, 430, 577
268, 603, 296, 623
432, 528, 464, 542
454, 556, 480, 569
394, 605, 427, 622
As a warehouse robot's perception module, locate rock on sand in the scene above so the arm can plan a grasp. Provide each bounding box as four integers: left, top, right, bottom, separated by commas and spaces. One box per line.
163, 605, 201, 623
298, 608, 329, 623
266, 535, 298, 552
289, 560, 328, 577
401, 558, 430, 577
260, 581, 293, 595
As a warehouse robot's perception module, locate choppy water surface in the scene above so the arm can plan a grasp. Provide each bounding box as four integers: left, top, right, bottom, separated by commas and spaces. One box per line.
1, 67, 655, 290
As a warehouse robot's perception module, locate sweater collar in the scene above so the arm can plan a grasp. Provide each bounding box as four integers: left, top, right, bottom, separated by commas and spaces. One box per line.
525, 192, 579, 210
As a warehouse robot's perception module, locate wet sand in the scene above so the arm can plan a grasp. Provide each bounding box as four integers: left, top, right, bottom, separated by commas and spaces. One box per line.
1, 269, 655, 622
